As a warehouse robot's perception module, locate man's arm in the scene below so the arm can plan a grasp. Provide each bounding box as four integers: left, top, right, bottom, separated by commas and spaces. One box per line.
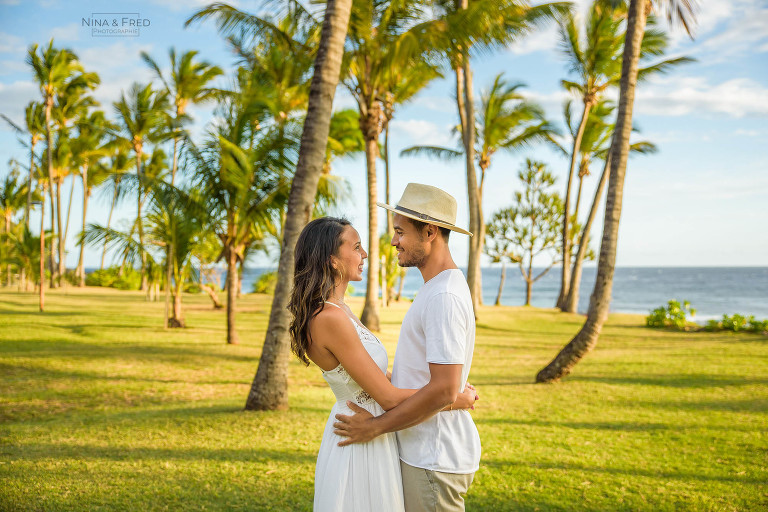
333, 363, 462, 446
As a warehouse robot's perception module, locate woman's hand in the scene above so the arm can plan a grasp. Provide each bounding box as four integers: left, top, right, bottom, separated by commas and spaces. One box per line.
452, 382, 479, 410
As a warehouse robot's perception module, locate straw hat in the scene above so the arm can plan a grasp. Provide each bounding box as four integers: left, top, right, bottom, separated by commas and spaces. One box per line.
377, 183, 473, 236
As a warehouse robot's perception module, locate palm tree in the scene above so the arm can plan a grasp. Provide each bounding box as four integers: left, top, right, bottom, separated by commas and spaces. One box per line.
1, 102, 45, 228
341, 0, 440, 331
554, 0, 694, 309
536, 0, 697, 382
560, 99, 656, 313
403, 73, 559, 268
186, 90, 291, 344
0, 172, 29, 286
71, 110, 113, 286
428, 0, 569, 316
99, 146, 133, 269
140, 48, 223, 186
245, 0, 353, 410
26, 40, 99, 285
112, 82, 170, 290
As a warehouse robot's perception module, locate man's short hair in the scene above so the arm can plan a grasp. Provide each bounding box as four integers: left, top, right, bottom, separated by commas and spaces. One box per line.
405, 216, 450, 242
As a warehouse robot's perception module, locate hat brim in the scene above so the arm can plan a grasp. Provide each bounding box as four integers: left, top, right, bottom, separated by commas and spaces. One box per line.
376, 202, 473, 237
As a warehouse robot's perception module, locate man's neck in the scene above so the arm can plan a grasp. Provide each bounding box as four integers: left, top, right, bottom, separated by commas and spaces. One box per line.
417, 247, 457, 283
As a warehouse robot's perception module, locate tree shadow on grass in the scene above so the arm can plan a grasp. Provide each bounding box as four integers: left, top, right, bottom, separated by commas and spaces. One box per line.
481, 458, 766, 485
1, 339, 256, 364
570, 374, 768, 388
11, 442, 317, 465
474, 416, 764, 434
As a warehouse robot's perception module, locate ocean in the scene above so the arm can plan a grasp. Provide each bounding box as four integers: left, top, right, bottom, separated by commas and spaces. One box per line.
238, 266, 768, 321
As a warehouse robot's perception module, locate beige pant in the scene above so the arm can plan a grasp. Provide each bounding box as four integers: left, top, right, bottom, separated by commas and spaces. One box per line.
400, 460, 475, 512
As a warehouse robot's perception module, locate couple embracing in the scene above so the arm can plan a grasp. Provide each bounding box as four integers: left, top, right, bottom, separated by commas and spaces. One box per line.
289, 183, 481, 511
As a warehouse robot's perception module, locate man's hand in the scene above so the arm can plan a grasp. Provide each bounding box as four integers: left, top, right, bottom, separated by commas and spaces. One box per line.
333, 402, 377, 446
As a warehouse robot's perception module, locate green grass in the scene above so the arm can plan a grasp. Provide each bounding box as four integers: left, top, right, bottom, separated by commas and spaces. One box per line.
1, 287, 767, 511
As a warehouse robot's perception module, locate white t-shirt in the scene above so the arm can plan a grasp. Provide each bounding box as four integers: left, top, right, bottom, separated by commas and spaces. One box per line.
391, 269, 481, 474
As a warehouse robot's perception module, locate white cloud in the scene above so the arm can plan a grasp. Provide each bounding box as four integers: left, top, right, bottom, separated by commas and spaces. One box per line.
49, 22, 80, 42
77, 41, 156, 108
388, 119, 455, 147
0, 59, 27, 75
0, 31, 25, 54
635, 75, 768, 118
0, 80, 38, 129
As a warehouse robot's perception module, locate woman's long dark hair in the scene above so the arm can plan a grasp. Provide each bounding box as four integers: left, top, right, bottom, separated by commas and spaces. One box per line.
289, 217, 351, 366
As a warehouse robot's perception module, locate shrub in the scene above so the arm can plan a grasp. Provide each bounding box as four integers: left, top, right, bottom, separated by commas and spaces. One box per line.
85, 266, 141, 290
646, 300, 696, 330
706, 314, 768, 334
252, 271, 277, 294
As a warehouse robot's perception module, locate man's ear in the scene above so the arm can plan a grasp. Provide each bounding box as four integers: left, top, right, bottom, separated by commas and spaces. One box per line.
424, 224, 439, 242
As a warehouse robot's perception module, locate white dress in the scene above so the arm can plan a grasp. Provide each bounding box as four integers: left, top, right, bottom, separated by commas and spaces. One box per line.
313, 303, 405, 512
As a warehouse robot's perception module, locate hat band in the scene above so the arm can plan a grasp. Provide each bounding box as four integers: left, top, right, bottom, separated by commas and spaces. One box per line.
395, 205, 455, 227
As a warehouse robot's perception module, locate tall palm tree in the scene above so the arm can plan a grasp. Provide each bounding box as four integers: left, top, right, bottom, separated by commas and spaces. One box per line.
560, 99, 656, 313
429, 0, 569, 316
403, 72, 559, 264
554, 0, 693, 309
71, 110, 113, 285
186, 91, 292, 345
26, 40, 98, 285
536, 0, 697, 383
342, 0, 439, 331
112, 82, 170, 290
245, 0, 353, 410
0, 173, 29, 286
99, 146, 133, 269
1, 102, 45, 228
140, 48, 223, 186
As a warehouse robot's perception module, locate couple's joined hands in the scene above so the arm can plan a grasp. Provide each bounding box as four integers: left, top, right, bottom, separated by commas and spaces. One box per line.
333, 383, 479, 446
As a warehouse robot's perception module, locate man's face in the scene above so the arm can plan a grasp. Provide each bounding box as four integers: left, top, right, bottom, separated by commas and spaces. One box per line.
391, 213, 428, 268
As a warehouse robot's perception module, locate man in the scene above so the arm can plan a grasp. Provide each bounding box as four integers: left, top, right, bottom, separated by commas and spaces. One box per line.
334, 183, 481, 511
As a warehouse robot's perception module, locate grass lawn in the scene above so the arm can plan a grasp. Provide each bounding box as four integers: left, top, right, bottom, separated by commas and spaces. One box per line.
1, 287, 766, 511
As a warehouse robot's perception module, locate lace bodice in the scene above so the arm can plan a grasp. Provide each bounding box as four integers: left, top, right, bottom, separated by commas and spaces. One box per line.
321, 304, 387, 407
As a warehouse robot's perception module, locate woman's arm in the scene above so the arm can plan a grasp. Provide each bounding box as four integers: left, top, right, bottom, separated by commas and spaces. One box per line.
311, 309, 478, 411
311, 309, 414, 410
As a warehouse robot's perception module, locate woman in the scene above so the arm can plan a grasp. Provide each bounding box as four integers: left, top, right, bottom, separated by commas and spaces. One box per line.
288, 217, 476, 511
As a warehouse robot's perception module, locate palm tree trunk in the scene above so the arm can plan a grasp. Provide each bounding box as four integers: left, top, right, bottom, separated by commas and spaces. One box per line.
44, 97, 56, 289
4, 215, 11, 287
459, 47, 481, 318
171, 136, 179, 186
135, 152, 147, 291
39, 192, 45, 312
48, 182, 56, 288
171, 268, 185, 328
537, 0, 647, 383
564, 155, 610, 313
495, 260, 505, 306
383, 121, 393, 305
62, 175, 75, 273
246, 0, 352, 411
25, 140, 35, 228
360, 132, 381, 331
164, 244, 172, 328
77, 175, 89, 287
396, 269, 406, 301
557, 101, 592, 310
55, 179, 66, 284
226, 248, 239, 344
384, 122, 393, 236
102, 186, 118, 269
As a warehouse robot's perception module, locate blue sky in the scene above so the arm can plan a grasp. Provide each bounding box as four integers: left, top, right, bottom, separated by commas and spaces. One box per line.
1, 0, 766, 269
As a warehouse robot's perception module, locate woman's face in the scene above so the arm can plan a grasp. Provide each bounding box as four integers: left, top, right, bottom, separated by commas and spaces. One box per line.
333, 225, 367, 282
